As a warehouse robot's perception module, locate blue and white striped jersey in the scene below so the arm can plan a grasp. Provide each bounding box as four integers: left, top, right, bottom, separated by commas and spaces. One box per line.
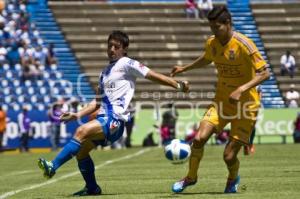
97, 57, 150, 121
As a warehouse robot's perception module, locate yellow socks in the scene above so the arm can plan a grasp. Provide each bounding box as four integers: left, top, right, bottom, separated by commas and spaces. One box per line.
227, 159, 240, 180
187, 143, 204, 180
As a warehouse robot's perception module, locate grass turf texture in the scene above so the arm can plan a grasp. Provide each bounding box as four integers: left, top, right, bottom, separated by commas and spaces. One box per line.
0, 144, 300, 199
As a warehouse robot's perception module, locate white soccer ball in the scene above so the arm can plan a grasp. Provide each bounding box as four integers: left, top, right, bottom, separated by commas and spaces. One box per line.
164, 139, 191, 164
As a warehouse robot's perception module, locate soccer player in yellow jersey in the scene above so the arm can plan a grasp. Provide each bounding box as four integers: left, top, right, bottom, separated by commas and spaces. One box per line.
171, 6, 270, 193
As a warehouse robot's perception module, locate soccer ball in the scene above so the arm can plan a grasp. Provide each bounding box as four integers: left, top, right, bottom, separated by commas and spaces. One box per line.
164, 139, 191, 164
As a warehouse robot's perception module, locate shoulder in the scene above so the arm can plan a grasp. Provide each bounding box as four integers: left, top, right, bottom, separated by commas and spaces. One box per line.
206, 35, 215, 45
118, 57, 139, 67
117, 57, 131, 65
233, 32, 257, 54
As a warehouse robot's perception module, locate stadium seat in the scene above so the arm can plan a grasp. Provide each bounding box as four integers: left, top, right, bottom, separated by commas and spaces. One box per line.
24, 80, 32, 87
3, 88, 10, 95
13, 80, 20, 87
13, 104, 20, 111
1, 79, 8, 87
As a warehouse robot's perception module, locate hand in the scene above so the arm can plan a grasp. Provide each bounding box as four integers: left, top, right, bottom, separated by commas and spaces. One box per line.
170, 66, 185, 77
60, 112, 78, 123
229, 87, 243, 104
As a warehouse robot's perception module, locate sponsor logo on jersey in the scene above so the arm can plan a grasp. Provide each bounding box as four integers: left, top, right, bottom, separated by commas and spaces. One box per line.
229, 49, 235, 60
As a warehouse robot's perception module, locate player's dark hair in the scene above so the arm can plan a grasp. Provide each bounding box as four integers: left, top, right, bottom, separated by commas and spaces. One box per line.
207, 6, 232, 24
108, 30, 129, 48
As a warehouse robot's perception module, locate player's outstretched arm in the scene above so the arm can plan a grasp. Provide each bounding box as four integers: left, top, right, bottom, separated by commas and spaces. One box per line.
170, 54, 212, 77
60, 98, 100, 123
145, 70, 189, 92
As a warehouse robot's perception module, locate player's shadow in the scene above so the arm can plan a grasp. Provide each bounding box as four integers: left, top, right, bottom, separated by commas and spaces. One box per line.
159, 191, 224, 198
66, 191, 225, 198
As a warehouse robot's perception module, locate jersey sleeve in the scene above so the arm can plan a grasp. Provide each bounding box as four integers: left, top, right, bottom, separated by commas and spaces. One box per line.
126, 58, 150, 78
240, 38, 267, 71
248, 51, 267, 71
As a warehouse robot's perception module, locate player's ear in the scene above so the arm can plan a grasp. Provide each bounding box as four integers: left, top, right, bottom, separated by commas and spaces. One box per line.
123, 47, 128, 56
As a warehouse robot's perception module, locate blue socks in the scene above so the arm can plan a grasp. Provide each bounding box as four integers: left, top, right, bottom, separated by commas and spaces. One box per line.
78, 156, 98, 191
52, 138, 81, 170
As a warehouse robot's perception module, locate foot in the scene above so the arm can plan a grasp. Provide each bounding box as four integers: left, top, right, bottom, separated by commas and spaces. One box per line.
224, 175, 240, 193
38, 158, 56, 179
172, 177, 197, 193
73, 185, 102, 196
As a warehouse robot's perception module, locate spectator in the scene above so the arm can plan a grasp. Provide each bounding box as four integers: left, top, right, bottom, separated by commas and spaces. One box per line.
293, 112, 300, 143
18, 106, 31, 152
0, 42, 7, 66
46, 43, 57, 66
160, 103, 178, 145
185, 0, 199, 19
142, 132, 157, 147
215, 129, 229, 145
286, 84, 300, 108
33, 45, 47, 66
198, 0, 213, 18
21, 60, 42, 81
48, 103, 62, 151
280, 51, 296, 78
0, 105, 6, 152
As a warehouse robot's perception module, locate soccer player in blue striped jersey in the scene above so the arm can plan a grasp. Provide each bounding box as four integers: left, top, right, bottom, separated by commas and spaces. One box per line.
38, 30, 189, 196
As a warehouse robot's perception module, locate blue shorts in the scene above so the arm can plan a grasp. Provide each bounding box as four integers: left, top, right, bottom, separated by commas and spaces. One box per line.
93, 114, 125, 146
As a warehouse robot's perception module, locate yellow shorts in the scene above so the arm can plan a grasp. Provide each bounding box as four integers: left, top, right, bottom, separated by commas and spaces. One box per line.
202, 105, 257, 145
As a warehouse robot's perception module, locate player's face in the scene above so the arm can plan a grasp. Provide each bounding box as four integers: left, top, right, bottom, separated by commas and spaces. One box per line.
209, 20, 231, 42
107, 39, 127, 62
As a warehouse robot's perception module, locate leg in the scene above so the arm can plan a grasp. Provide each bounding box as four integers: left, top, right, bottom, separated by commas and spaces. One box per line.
74, 137, 102, 196
186, 121, 215, 180
0, 133, 3, 151
244, 126, 256, 155
223, 140, 242, 193
172, 105, 228, 193
24, 133, 29, 152
49, 125, 56, 151
225, 118, 256, 193
125, 119, 134, 148
172, 121, 217, 193
54, 125, 61, 150
289, 66, 295, 78
38, 120, 104, 178
224, 140, 242, 181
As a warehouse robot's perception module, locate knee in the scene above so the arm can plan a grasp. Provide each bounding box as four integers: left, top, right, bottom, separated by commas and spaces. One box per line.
74, 126, 88, 141
76, 151, 89, 161
223, 151, 236, 164
194, 132, 208, 146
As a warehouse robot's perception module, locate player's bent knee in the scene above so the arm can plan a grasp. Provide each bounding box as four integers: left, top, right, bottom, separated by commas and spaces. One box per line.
74, 126, 89, 142
76, 140, 95, 160
223, 151, 236, 164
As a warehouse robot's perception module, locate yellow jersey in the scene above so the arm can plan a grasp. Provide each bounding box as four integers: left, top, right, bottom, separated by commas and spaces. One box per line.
203, 31, 266, 116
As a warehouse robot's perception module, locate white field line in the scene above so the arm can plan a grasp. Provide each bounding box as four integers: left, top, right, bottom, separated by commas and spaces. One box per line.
0, 148, 151, 199
1, 170, 35, 178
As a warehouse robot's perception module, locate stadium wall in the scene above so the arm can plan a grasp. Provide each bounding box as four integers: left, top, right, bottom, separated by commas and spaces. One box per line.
2, 108, 299, 149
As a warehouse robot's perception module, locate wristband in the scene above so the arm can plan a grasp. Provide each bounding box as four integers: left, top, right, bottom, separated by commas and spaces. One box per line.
176, 81, 185, 92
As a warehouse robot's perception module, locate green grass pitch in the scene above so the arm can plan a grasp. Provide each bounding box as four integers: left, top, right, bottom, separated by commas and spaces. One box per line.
0, 144, 300, 199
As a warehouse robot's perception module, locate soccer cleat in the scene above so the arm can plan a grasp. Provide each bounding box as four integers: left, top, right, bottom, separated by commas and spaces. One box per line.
224, 175, 240, 193
38, 158, 56, 179
72, 185, 102, 196
172, 177, 197, 193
